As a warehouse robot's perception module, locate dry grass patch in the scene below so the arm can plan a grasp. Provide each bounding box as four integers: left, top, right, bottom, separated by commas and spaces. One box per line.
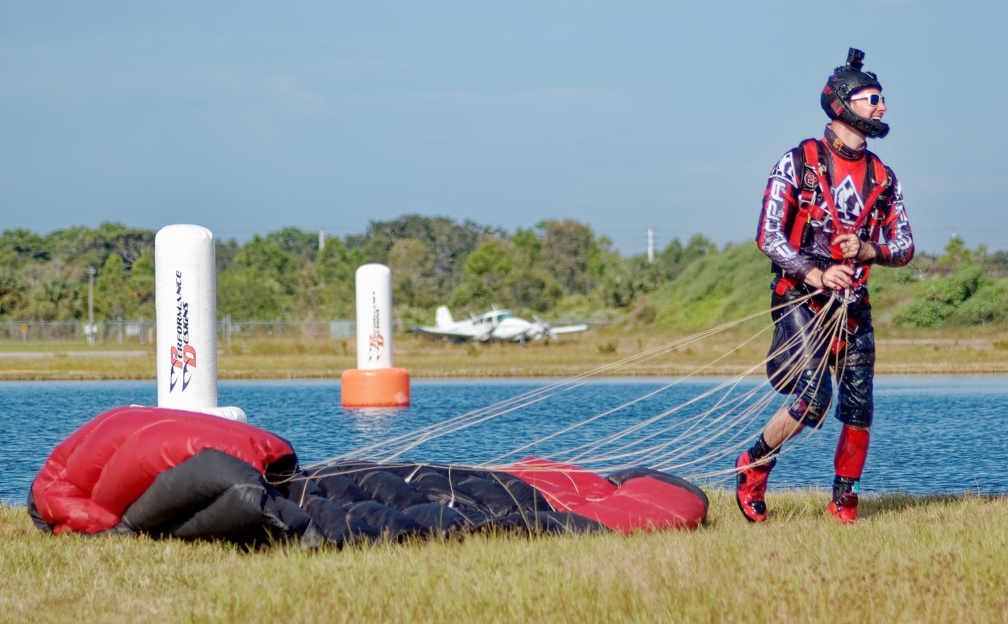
3, 327, 1008, 381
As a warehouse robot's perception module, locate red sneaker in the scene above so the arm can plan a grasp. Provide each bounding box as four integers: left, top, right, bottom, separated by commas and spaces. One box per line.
827, 494, 859, 524
735, 451, 776, 522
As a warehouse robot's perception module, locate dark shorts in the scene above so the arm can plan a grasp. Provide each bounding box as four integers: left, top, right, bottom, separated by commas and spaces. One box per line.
765, 285, 875, 428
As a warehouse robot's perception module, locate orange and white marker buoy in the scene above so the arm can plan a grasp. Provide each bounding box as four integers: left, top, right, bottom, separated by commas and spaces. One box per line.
341, 263, 410, 407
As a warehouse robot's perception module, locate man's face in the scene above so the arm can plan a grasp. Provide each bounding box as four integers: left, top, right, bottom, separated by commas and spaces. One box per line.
849, 88, 886, 123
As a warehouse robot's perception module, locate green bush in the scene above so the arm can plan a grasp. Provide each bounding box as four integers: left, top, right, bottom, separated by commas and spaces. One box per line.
892, 265, 999, 327
950, 281, 1008, 325
648, 244, 771, 332
893, 265, 919, 284
892, 300, 952, 328
921, 265, 984, 305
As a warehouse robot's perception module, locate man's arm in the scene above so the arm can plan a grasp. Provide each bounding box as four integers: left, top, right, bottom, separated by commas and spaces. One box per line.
872, 171, 914, 267
755, 149, 818, 282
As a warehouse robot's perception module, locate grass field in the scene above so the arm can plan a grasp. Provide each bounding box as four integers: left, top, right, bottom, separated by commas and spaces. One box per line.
4, 491, 1006, 623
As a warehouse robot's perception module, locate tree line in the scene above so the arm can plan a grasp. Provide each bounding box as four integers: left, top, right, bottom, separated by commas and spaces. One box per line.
0, 217, 717, 325
2, 218, 1006, 330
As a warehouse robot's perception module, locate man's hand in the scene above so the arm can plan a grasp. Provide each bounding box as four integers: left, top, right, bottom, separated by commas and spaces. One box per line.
835, 233, 861, 260
808, 264, 855, 291
835, 232, 877, 262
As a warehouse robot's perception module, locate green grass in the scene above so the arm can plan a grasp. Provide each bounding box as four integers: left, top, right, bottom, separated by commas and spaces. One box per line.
4, 491, 1007, 622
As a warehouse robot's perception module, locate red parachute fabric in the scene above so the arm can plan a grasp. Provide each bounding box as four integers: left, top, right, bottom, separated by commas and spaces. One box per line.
504, 457, 707, 532
31, 406, 295, 535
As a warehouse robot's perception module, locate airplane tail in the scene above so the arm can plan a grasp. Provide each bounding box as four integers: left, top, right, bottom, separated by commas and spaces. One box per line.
435, 306, 453, 329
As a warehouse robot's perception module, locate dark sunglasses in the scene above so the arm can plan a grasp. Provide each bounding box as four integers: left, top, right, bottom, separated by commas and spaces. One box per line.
850, 93, 885, 106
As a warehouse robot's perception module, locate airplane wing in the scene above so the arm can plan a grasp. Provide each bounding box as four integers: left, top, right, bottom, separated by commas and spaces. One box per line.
515, 320, 590, 343
408, 325, 479, 342
547, 324, 589, 335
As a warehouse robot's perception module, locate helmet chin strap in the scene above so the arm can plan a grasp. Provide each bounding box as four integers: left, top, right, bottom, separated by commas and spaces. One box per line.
843, 108, 889, 139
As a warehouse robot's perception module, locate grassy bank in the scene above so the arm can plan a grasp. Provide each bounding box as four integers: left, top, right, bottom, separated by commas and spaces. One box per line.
2, 324, 1008, 381
4, 490, 1006, 622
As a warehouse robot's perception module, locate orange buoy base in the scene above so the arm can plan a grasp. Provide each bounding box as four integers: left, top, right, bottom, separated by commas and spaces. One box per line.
341, 367, 411, 407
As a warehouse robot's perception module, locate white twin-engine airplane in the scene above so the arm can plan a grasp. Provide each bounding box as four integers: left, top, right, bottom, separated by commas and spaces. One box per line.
411, 305, 589, 344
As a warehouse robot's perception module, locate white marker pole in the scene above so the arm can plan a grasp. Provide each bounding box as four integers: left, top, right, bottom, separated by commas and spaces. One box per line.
155, 224, 246, 421
355, 264, 394, 370
341, 263, 410, 407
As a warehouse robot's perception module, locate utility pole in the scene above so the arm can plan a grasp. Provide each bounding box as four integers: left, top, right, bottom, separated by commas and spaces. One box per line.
647, 228, 655, 264
86, 266, 96, 346
319, 229, 325, 252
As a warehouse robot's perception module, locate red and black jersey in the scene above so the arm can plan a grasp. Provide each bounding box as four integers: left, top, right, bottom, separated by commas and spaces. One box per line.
756, 134, 914, 293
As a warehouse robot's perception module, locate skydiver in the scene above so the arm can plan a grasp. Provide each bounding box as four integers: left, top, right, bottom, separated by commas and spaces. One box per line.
738, 48, 915, 523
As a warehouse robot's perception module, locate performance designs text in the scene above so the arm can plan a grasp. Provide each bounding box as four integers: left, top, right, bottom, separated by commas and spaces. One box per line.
169, 270, 197, 392
368, 290, 384, 362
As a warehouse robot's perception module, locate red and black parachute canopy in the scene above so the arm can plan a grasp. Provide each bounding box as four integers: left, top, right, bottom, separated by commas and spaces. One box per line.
29, 406, 708, 544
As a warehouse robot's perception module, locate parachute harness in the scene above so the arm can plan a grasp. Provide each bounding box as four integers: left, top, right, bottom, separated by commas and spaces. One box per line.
805, 138, 889, 304
773, 138, 888, 307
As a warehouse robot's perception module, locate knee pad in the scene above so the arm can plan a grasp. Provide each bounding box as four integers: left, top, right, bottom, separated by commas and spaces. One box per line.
787, 369, 833, 427
787, 397, 829, 428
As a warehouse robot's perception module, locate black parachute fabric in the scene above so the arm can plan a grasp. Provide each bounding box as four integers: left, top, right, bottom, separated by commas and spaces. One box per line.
286, 461, 609, 546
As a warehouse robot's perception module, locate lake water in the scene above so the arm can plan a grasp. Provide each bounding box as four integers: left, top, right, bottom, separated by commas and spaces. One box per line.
3, 376, 1007, 505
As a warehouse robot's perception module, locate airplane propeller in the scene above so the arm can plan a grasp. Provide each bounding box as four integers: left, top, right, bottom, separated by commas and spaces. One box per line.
529, 316, 556, 341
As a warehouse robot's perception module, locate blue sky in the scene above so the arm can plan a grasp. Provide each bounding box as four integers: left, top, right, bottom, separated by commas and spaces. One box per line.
2, 1, 1005, 256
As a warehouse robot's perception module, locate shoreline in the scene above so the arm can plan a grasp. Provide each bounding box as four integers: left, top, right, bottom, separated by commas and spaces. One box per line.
2, 333, 1007, 381
2, 363, 1007, 382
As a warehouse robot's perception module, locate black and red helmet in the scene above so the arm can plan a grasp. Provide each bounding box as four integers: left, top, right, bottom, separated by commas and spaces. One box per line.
821, 48, 889, 138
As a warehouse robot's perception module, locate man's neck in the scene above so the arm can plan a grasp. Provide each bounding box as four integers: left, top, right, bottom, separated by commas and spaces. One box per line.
827, 121, 867, 151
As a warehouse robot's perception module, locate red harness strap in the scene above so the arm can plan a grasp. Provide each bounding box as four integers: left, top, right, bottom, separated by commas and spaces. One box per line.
774, 140, 888, 297
774, 141, 824, 295
787, 140, 825, 250
798, 139, 889, 292
804, 139, 889, 241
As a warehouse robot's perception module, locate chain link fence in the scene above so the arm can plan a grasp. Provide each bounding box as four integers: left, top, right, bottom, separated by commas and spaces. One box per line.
1, 317, 358, 345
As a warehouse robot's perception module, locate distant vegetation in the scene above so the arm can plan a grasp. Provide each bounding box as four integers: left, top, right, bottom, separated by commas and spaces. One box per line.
2, 218, 1007, 334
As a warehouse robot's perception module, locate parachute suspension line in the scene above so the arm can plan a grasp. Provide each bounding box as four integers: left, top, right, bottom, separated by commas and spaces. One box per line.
476, 296, 819, 470
315, 309, 740, 466
570, 375, 777, 472
489, 294, 842, 482
545, 294, 849, 481
479, 293, 827, 473
655, 389, 781, 471
314, 295, 818, 469
571, 301, 845, 475
831, 297, 853, 406
473, 295, 836, 474
502, 312, 798, 470
315, 372, 606, 465
679, 294, 853, 483
309, 291, 848, 480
